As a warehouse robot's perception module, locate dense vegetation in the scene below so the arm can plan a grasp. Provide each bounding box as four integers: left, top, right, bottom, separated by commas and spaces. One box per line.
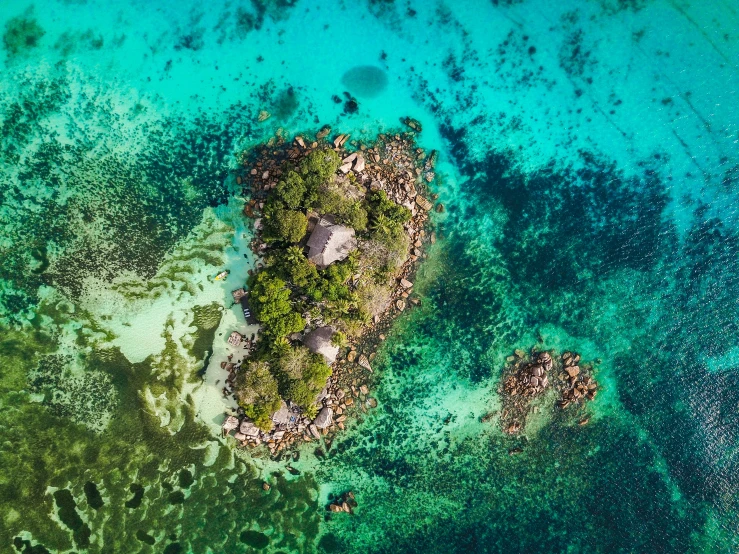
235, 147, 411, 429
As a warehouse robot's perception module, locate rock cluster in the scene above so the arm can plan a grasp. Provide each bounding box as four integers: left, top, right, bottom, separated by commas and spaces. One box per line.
497, 348, 598, 436
220, 370, 379, 455
327, 490, 358, 515
503, 351, 552, 398
558, 351, 597, 408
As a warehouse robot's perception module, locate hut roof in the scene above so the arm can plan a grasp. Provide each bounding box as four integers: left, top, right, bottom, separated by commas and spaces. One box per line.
302, 326, 339, 363
306, 217, 356, 269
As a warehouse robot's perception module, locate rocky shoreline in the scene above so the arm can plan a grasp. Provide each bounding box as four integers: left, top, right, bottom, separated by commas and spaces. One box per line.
493, 348, 599, 437
217, 123, 439, 458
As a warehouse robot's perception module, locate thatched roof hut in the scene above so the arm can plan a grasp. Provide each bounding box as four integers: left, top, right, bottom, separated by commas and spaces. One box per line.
302, 326, 339, 363
306, 217, 356, 269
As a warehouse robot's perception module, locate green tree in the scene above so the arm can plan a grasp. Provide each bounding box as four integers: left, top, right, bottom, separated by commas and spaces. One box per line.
276, 345, 311, 380
233, 361, 281, 431
275, 170, 306, 209
283, 354, 332, 407
303, 355, 332, 390
286, 256, 319, 289
344, 201, 368, 232
269, 209, 308, 243
299, 149, 340, 181
249, 271, 306, 337
285, 245, 305, 265
299, 149, 340, 207
370, 213, 394, 235
368, 190, 411, 224
285, 379, 315, 407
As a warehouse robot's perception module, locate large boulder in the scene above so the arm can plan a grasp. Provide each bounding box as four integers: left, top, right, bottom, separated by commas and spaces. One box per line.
222, 415, 239, 433
271, 401, 291, 426
314, 407, 334, 429
302, 326, 340, 363
240, 420, 260, 437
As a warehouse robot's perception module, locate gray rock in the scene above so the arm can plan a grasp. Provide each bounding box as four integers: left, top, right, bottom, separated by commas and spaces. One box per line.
314, 407, 334, 429
222, 415, 239, 433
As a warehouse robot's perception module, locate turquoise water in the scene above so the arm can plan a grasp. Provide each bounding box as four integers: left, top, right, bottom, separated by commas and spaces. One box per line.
1, 0, 738, 552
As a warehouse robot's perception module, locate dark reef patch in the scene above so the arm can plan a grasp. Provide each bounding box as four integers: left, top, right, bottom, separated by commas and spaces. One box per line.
325, 330, 696, 552
136, 530, 156, 545
125, 483, 145, 509
340, 66, 388, 98
272, 86, 300, 120
12, 537, 51, 554
178, 469, 195, 488
0, 70, 260, 322
53, 489, 91, 548
240, 529, 270, 549
3, 12, 45, 57
83, 481, 104, 509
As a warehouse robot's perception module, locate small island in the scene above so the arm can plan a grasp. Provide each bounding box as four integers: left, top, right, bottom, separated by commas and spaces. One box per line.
490, 348, 599, 439
220, 122, 438, 456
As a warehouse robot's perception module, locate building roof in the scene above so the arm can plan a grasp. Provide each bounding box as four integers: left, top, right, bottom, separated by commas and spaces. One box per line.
306, 217, 357, 269
240, 296, 258, 325
302, 326, 339, 363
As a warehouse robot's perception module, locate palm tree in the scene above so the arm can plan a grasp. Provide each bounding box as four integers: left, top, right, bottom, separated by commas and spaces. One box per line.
370, 214, 393, 235
272, 336, 291, 356
333, 299, 351, 315
285, 245, 304, 265
331, 331, 349, 348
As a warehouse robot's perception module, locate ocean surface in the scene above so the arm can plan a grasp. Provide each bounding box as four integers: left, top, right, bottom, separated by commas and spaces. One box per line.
1, 0, 738, 552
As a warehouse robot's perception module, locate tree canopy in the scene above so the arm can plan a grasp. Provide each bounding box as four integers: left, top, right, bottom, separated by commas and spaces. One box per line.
248, 271, 305, 338
234, 361, 281, 430
275, 170, 306, 209
268, 208, 308, 243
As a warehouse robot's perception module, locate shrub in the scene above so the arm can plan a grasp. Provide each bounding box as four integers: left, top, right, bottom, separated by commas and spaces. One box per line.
276, 346, 311, 380
356, 280, 393, 318
285, 379, 315, 407
304, 403, 319, 419
234, 362, 281, 430
331, 330, 348, 347
299, 149, 340, 207
368, 190, 411, 224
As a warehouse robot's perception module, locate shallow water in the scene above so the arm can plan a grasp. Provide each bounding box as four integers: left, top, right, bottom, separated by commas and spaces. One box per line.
1, 0, 738, 552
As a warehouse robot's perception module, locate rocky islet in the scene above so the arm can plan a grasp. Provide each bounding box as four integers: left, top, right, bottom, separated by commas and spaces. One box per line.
496, 348, 598, 436
216, 123, 439, 456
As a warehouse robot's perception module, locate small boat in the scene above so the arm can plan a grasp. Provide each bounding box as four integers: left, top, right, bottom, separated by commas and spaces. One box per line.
214, 270, 230, 281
